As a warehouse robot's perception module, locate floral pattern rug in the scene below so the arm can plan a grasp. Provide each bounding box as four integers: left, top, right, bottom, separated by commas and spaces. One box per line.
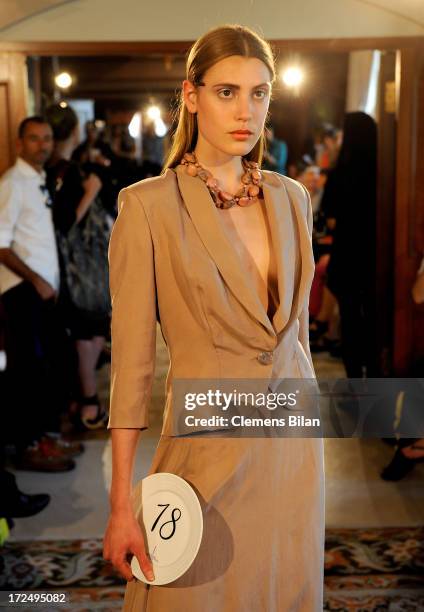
0, 527, 423, 611
324, 526, 424, 610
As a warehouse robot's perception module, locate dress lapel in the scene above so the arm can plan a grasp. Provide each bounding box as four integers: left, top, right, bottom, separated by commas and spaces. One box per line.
261, 172, 296, 335
173, 164, 307, 338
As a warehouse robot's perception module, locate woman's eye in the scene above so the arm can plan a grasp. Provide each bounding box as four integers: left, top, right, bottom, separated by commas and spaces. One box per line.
217, 88, 268, 99
218, 89, 233, 98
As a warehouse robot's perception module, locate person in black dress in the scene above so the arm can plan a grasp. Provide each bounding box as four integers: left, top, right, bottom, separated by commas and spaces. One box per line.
46, 105, 110, 429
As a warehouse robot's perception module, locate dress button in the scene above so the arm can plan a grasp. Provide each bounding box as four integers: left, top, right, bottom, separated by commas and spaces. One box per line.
257, 351, 273, 365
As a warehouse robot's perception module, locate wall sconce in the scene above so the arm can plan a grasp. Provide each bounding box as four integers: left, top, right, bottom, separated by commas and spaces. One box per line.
281, 66, 304, 89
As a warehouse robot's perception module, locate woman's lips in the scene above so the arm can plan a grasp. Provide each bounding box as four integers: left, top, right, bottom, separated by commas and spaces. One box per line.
229, 131, 253, 140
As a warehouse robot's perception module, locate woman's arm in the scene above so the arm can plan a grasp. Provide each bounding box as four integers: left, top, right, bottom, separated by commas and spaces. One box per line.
103, 186, 157, 582
75, 173, 102, 222
107, 187, 157, 429
104, 429, 154, 582
52, 166, 102, 233
109, 429, 140, 513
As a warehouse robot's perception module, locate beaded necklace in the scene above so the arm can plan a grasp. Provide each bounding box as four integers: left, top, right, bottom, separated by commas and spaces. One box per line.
180, 151, 264, 209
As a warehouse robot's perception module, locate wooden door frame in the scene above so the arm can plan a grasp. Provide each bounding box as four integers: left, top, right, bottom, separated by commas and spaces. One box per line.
0, 52, 28, 174
394, 45, 424, 372
1, 36, 423, 373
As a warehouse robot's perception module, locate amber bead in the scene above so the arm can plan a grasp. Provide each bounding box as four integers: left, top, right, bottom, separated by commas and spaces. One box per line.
219, 190, 234, 202
238, 197, 251, 206
248, 184, 260, 196
187, 164, 198, 177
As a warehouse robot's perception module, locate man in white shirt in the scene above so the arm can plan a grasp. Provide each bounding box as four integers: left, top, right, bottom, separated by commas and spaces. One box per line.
0, 117, 82, 472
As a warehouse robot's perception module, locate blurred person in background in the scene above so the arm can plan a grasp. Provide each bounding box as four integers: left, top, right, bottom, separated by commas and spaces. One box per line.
315, 124, 342, 170
320, 112, 378, 377
0, 116, 81, 471
109, 124, 144, 188
262, 125, 288, 174
72, 120, 113, 167
298, 165, 340, 354
298, 165, 325, 214
72, 120, 118, 218
142, 120, 164, 175
46, 104, 111, 431
0, 468, 50, 520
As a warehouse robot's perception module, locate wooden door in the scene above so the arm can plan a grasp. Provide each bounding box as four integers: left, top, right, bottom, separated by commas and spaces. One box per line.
375, 50, 397, 375
393, 45, 424, 373
0, 52, 28, 175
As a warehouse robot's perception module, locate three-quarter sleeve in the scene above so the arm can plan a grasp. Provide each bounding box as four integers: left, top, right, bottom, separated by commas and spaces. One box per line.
298, 183, 316, 378
107, 187, 157, 429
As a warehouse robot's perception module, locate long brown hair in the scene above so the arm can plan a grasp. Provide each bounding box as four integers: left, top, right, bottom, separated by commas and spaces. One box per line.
162, 24, 276, 173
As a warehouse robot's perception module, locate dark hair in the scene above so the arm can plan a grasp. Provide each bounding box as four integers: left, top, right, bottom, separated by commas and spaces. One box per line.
337, 112, 377, 170
45, 104, 78, 141
18, 116, 49, 138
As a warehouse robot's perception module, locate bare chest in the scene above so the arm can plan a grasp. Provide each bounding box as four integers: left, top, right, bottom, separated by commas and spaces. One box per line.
217, 199, 279, 318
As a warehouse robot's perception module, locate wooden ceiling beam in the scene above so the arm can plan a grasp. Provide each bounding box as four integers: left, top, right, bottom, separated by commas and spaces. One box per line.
2, 37, 424, 56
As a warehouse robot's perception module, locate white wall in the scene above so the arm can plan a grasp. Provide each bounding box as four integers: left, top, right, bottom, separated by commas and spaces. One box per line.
346, 50, 382, 120
0, 0, 423, 42
0, 0, 67, 31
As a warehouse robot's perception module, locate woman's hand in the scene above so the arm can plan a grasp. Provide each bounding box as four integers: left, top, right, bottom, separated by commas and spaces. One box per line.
103, 506, 155, 583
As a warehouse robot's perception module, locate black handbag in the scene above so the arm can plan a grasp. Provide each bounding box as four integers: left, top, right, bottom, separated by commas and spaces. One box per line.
57, 196, 112, 319
52, 160, 112, 320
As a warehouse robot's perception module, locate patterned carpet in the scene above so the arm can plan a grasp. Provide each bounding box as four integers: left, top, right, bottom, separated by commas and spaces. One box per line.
0, 527, 423, 611
324, 527, 424, 611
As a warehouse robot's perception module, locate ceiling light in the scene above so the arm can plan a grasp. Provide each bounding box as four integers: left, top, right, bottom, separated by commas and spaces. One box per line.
281, 67, 304, 88
128, 112, 141, 138
154, 118, 167, 137
146, 105, 161, 121
55, 72, 73, 89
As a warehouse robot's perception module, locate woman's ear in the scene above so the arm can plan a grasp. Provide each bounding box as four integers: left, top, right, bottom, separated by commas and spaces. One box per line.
182, 80, 198, 114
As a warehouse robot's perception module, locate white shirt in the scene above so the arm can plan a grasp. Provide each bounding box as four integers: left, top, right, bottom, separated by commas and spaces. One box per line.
0, 157, 60, 295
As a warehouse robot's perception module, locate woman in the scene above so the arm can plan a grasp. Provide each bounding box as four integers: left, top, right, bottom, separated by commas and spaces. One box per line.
103, 25, 324, 611
320, 112, 378, 377
45, 104, 110, 430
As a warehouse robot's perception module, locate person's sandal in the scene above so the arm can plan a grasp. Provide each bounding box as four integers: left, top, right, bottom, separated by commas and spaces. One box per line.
80, 394, 108, 430
70, 394, 108, 431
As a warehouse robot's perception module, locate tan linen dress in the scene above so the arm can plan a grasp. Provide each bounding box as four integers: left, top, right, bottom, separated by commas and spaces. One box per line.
107, 164, 325, 611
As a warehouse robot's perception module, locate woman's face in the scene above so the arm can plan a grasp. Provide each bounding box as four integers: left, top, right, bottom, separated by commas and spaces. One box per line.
184, 55, 272, 159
